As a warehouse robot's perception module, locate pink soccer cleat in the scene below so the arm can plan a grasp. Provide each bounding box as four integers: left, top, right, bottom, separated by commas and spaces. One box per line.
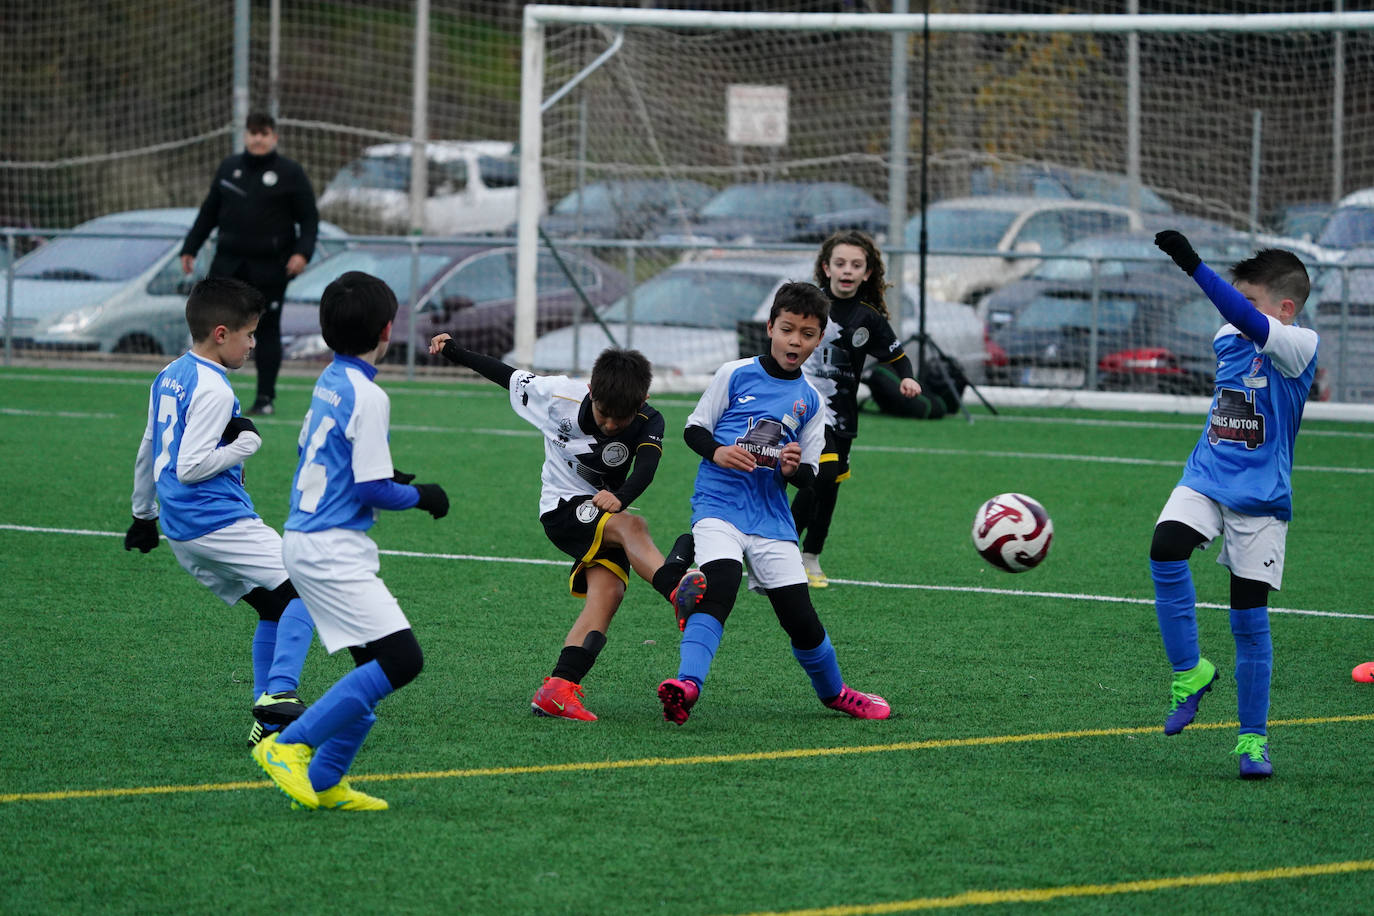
824, 685, 891, 720
657, 677, 700, 725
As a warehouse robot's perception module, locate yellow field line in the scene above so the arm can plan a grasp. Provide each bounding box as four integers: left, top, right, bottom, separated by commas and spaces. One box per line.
5, 712, 1373, 805
724, 859, 1374, 915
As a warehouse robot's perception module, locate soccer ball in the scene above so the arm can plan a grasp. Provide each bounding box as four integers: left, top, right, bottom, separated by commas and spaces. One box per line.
971, 493, 1054, 573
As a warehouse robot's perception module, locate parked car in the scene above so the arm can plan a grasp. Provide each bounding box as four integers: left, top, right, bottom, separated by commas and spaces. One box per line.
542, 179, 716, 240
980, 230, 1303, 335
14, 208, 345, 355
519, 253, 984, 383
657, 182, 887, 246
969, 163, 1174, 214
1313, 187, 1374, 257
279, 241, 627, 361
318, 140, 542, 235
985, 271, 1236, 395
1270, 201, 1332, 241
1308, 249, 1374, 402
903, 196, 1143, 307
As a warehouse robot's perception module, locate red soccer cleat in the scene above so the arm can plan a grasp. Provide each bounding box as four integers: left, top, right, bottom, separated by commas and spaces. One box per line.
531, 676, 597, 721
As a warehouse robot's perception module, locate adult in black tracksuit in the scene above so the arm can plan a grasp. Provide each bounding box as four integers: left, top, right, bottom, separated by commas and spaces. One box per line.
180, 112, 318, 415
793, 230, 921, 587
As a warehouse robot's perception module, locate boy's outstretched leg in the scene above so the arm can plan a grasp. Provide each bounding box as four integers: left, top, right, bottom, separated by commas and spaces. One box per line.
767, 583, 890, 720
1150, 521, 1217, 735
532, 566, 621, 721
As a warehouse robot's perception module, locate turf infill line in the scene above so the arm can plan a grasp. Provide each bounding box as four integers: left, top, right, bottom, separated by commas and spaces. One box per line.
4, 713, 1374, 805
2, 523, 1369, 619
720, 857, 1374, 915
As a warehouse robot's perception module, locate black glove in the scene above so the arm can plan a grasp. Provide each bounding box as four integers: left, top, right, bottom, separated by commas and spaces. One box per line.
124, 516, 160, 553
413, 483, 449, 520
392, 469, 416, 485
1155, 230, 1201, 276
222, 416, 259, 444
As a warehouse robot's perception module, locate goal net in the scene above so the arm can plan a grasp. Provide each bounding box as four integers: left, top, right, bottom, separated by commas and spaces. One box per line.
518, 6, 1374, 403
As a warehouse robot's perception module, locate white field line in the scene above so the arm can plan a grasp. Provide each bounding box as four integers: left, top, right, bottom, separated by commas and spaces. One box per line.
0, 407, 117, 419
4, 523, 1368, 621
853, 443, 1373, 475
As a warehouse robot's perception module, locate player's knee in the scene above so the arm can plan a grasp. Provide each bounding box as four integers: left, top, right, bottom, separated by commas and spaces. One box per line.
367, 628, 424, 689
242, 586, 287, 622
1150, 521, 1205, 563
692, 558, 743, 625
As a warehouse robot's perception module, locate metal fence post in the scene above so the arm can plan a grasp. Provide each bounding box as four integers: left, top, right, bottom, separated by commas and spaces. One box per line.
407, 237, 420, 380
4, 232, 14, 365
1087, 256, 1100, 390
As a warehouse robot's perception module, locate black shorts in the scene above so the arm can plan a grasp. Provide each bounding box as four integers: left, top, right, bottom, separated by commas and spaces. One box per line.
540, 495, 630, 598
819, 426, 854, 483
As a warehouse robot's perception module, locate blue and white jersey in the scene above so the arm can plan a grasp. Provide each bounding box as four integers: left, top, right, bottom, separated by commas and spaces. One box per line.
1178, 317, 1318, 520
285, 355, 397, 533
686, 356, 825, 540
131, 351, 261, 541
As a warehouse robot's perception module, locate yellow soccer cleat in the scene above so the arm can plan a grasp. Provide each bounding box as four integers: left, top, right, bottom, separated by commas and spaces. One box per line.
315, 780, 390, 812
801, 552, 828, 589
251, 732, 318, 810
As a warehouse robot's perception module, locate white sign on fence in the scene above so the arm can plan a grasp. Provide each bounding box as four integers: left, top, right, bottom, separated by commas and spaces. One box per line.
726, 84, 789, 147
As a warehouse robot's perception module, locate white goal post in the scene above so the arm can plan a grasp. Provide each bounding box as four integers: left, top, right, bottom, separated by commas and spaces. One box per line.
513, 6, 1374, 397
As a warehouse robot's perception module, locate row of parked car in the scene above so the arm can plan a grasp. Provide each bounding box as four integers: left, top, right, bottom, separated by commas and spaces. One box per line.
4, 182, 1372, 401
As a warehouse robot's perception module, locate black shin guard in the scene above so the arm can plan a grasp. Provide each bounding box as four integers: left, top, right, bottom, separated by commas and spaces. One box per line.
552, 630, 607, 683
348, 628, 424, 689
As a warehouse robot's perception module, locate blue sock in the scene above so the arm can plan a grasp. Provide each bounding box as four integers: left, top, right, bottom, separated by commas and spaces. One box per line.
309, 712, 376, 792
679, 614, 724, 689
793, 632, 844, 701
1151, 559, 1200, 672
251, 621, 278, 699
1230, 607, 1272, 736
279, 660, 393, 749
266, 598, 315, 694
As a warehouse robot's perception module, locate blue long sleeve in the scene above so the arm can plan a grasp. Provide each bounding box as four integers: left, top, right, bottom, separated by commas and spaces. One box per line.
1192, 263, 1270, 346
354, 477, 421, 511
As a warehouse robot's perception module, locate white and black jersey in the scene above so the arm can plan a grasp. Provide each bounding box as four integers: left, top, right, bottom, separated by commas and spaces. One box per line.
508, 371, 665, 515
802, 291, 910, 439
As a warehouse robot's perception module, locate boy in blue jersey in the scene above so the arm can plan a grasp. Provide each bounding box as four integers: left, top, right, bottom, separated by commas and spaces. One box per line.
251, 271, 449, 811
126, 276, 316, 746
657, 282, 891, 725
427, 333, 703, 722
1152, 232, 1318, 779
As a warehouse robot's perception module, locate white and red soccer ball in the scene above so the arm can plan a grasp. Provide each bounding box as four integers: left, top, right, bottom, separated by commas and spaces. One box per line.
971, 493, 1053, 573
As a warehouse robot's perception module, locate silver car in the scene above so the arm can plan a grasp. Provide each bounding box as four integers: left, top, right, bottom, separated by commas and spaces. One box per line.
7, 208, 344, 356
518, 253, 985, 385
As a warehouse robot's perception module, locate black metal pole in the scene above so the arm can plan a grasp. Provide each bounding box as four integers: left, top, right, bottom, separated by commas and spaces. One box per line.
916, 0, 930, 377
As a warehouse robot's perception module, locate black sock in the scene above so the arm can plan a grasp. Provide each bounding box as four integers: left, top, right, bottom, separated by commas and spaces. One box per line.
550, 630, 606, 683
653, 533, 696, 602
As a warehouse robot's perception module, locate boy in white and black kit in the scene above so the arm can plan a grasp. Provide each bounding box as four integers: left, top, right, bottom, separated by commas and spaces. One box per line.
429, 333, 702, 723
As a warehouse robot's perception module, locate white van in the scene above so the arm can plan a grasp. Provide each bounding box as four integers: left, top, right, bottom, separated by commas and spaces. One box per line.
318, 140, 541, 235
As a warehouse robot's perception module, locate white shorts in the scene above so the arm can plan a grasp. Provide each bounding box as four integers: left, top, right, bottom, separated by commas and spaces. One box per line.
692, 517, 807, 591
282, 528, 410, 654
168, 516, 289, 605
1157, 485, 1288, 590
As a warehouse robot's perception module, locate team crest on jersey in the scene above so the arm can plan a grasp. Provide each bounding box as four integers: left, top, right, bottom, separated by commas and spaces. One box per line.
1207, 388, 1265, 450
575, 501, 600, 524
601, 441, 630, 467
262, 170, 278, 187
1243, 355, 1268, 388
851, 327, 870, 348
558, 418, 574, 437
